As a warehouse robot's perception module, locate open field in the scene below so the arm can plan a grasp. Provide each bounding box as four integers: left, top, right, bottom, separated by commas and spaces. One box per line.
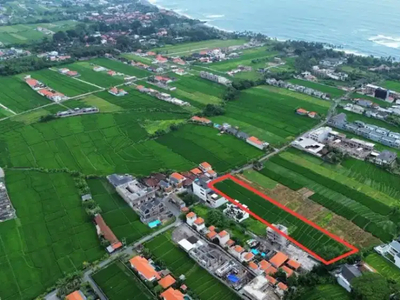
382, 80, 400, 93
18, 69, 98, 97
0, 20, 78, 44
0, 170, 103, 300
211, 85, 330, 147
301, 284, 351, 300
0, 76, 50, 113
88, 179, 151, 244
146, 233, 241, 300
92, 261, 154, 300
157, 124, 263, 172
63, 61, 125, 87
214, 178, 353, 262
288, 78, 346, 98
151, 39, 248, 55
365, 253, 400, 283
258, 149, 399, 242
89, 58, 151, 78
121, 53, 155, 64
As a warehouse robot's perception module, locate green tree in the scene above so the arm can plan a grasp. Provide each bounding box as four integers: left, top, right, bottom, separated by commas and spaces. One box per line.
351, 273, 391, 300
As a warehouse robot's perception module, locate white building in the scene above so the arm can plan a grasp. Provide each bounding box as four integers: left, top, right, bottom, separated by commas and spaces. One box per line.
242, 275, 272, 300
267, 224, 289, 247
246, 136, 269, 150
307, 127, 333, 143
291, 137, 325, 157
223, 200, 250, 223
336, 264, 362, 292
193, 217, 206, 232
186, 212, 197, 226
115, 178, 156, 208
192, 177, 227, 208
217, 230, 230, 246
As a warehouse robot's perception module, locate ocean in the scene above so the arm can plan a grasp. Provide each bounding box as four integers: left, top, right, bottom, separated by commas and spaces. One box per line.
149, 0, 400, 59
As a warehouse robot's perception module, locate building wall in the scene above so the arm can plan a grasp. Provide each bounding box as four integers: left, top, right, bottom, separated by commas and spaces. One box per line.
337, 275, 352, 293
193, 182, 208, 201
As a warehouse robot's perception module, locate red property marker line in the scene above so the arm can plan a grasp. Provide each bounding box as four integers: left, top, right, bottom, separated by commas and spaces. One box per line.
208, 174, 358, 265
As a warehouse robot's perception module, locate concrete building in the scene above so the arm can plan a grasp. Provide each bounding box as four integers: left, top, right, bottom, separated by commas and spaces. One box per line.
138, 198, 169, 223
243, 275, 276, 300
246, 136, 269, 150
267, 224, 289, 247
307, 127, 333, 143
199, 71, 232, 86
192, 177, 227, 208
370, 150, 397, 167
223, 200, 250, 223
336, 264, 362, 292
116, 178, 156, 208
107, 174, 134, 187
291, 137, 325, 157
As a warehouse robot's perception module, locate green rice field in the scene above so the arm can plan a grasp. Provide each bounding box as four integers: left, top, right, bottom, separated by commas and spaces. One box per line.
90, 58, 151, 78
211, 85, 330, 147
146, 233, 240, 300
0, 170, 103, 300
92, 261, 154, 300
300, 284, 351, 300
288, 78, 346, 98
88, 179, 151, 244
215, 179, 351, 261
365, 253, 400, 283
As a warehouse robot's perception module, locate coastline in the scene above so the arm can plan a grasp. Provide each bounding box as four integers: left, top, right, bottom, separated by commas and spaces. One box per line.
145, 0, 400, 59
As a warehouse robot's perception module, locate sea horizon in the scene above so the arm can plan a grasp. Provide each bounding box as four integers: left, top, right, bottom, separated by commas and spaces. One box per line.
148, 0, 400, 59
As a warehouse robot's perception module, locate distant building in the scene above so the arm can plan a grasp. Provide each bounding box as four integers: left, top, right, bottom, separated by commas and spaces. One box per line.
199, 71, 232, 86
107, 174, 134, 187
242, 275, 273, 300
267, 224, 289, 247
336, 264, 362, 292
370, 150, 397, 167
108, 87, 128, 96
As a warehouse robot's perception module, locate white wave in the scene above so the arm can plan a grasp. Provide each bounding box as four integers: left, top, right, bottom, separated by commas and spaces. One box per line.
368, 35, 400, 49
204, 14, 225, 19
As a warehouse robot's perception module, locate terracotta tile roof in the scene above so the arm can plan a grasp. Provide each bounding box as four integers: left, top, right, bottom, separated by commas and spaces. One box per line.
282, 265, 294, 277
247, 136, 263, 145
200, 162, 212, 169
259, 260, 271, 271
207, 231, 217, 239
158, 275, 176, 289
129, 256, 160, 281
269, 252, 288, 268
249, 262, 258, 270
244, 252, 255, 261
286, 259, 301, 270
191, 116, 211, 123
160, 287, 184, 300
170, 172, 185, 181
136, 85, 145, 90
296, 108, 308, 114
207, 169, 217, 176
277, 282, 288, 291
264, 265, 277, 275
147, 51, 156, 56
94, 214, 119, 245
67, 71, 78, 76
266, 275, 277, 285
26, 78, 38, 86
194, 217, 204, 225
108, 70, 116, 75
218, 230, 228, 238
186, 212, 196, 219
65, 290, 85, 300
234, 245, 244, 253
38, 89, 53, 96
109, 87, 118, 93
208, 225, 215, 231
226, 239, 235, 247
308, 111, 317, 116
190, 168, 203, 175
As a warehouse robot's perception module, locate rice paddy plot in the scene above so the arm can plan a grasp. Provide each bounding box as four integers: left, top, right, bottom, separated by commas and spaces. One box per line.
0, 76, 50, 113
88, 179, 151, 244
0, 170, 104, 300
92, 261, 154, 300
90, 58, 151, 78
288, 78, 346, 98
145, 233, 241, 300
365, 253, 400, 283
300, 284, 351, 300
382, 80, 400, 93
214, 179, 351, 261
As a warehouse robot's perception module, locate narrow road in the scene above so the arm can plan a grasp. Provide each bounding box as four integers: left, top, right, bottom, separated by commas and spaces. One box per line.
0, 102, 17, 115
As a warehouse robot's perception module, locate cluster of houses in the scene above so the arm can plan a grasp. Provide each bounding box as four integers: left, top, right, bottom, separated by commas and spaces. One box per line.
199, 71, 232, 86
311, 65, 348, 81
295, 108, 318, 119
36, 26, 54, 35
266, 78, 331, 100
56, 107, 99, 118
182, 212, 300, 299
24, 76, 67, 102
0, 47, 30, 61
292, 125, 398, 167
329, 113, 400, 151
136, 84, 189, 106
190, 116, 270, 151
108, 87, 128, 96
37, 51, 71, 62
226, 65, 252, 76
148, 75, 176, 90
58, 68, 80, 77
129, 255, 189, 300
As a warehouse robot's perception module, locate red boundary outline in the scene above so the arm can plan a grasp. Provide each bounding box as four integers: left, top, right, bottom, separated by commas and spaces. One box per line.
208, 174, 358, 265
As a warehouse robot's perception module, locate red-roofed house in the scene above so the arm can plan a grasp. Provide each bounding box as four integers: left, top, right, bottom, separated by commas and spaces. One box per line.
242, 252, 255, 262
193, 217, 205, 231
266, 275, 277, 285
230, 245, 245, 260
246, 136, 269, 150
269, 252, 288, 268
308, 111, 317, 118
281, 265, 294, 277
108, 87, 128, 96
66, 70, 79, 77
158, 275, 176, 289
25, 78, 40, 89
160, 287, 184, 300
190, 168, 203, 175
286, 259, 301, 270
186, 212, 197, 226
248, 262, 262, 275
66, 290, 86, 300
226, 239, 235, 247
146, 51, 156, 56
170, 172, 186, 187
296, 108, 308, 115
130, 256, 160, 282
199, 162, 212, 172
108, 70, 117, 76
94, 214, 122, 253
207, 230, 217, 240
190, 116, 212, 124
173, 58, 186, 65
155, 55, 168, 64
217, 230, 230, 246
208, 225, 215, 231
264, 265, 277, 275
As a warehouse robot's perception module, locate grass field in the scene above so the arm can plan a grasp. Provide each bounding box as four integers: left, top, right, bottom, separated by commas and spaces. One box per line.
92, 261, 154, 300
146, 233, 241, 300
258, 149, 400, 242
382, 80, 400, 93
151, 39, 248, 55
88, 179, 151, 244
215, 179, 351, 261
288, 78, 346, 98
0, 170, 103, 300
365, 253, 400, 283
89, 58, 151, 78
18, 69, 98, 97
301, 284, 351, 300
0, 76, 50, 113
211, 85, 330, 147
